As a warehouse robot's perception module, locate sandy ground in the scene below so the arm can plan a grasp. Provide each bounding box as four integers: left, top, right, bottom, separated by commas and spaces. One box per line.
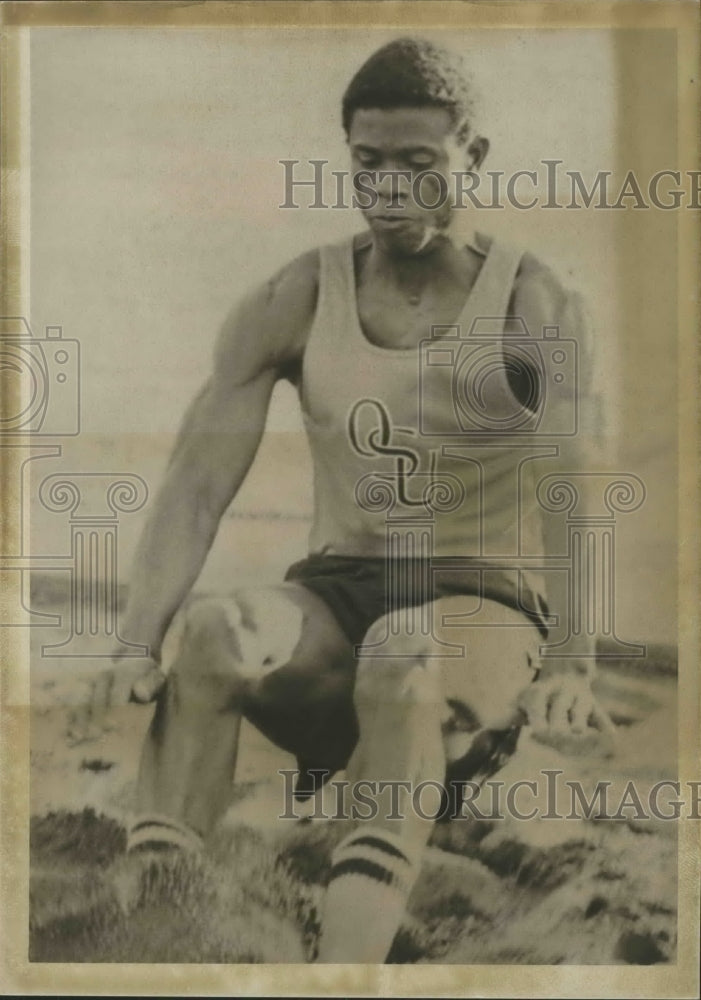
27, 582, 678, 965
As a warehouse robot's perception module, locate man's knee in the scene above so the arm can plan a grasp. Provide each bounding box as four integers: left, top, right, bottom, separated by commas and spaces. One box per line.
165, 589, 304, 696
355, 614, 441, 710
361, 612, 436, 661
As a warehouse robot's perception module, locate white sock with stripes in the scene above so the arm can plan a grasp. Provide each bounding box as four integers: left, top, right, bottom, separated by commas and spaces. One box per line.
316, 827, 421, 963
126, 813, 204, 854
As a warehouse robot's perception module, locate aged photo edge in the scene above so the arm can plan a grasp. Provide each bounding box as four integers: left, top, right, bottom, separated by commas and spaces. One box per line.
1, 1, 699, 996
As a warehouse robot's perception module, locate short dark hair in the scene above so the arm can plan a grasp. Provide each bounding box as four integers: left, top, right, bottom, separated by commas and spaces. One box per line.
342, 37, 478, 145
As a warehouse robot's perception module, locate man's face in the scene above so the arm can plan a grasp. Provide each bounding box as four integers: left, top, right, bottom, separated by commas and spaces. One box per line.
347, 106, 468, 256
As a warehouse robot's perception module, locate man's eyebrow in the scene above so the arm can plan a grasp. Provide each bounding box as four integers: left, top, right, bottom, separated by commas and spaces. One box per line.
400, 145, 439, 156
350, 143, 440, 155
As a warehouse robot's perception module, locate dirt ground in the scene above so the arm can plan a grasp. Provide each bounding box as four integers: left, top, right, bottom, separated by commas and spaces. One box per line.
28, 582, 678, 965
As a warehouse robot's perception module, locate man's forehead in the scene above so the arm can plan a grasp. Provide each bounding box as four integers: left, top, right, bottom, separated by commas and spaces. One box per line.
348, 106, 456, 148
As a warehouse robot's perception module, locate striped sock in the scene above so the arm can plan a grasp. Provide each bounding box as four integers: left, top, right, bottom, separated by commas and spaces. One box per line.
127, 813, 204, 854
317, 828, 421, 963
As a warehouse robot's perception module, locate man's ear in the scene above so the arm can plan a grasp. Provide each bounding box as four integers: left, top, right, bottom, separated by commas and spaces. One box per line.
466, 136, 489, 171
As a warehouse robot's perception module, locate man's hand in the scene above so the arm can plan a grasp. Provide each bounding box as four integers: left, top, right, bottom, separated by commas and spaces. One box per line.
67, 652, 166, 744
517, 666, 616, 758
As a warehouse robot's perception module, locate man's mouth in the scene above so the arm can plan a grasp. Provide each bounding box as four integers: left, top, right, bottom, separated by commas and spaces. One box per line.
369, 213, 415, 226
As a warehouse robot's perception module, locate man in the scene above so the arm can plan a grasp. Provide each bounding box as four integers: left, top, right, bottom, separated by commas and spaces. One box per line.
94, 37, 612, 963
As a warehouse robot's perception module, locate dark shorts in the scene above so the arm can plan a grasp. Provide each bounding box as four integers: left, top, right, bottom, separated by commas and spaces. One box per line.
284, 554, 550, 648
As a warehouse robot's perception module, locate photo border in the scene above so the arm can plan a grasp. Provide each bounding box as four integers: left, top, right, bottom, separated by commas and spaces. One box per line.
1, 2, 698, 996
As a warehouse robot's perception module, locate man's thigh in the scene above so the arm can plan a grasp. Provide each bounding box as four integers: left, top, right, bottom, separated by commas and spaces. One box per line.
232, 582, 359, 771
431, 596, 541, 730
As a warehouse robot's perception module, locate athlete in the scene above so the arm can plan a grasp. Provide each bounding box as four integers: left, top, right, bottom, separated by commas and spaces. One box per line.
90, 38, 614, 963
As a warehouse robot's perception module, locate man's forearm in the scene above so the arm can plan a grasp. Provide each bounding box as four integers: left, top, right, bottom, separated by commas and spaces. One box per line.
118, 365, 276, 657
120, 473, 221, 656
538, 439, 599, 679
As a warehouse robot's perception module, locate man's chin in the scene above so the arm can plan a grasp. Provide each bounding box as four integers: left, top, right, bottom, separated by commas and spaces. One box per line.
366, 218, 445, 256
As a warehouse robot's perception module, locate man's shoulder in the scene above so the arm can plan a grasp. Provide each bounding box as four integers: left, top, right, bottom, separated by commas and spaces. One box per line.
512, 249, 573, 328
251, 247, 321, 328
216, 249, 320, 376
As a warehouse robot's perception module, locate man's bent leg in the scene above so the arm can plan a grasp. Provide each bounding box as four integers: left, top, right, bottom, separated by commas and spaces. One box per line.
130, 585, 320, 851
317, 615, 446, 964
436, 597, 540, 818
316, 597, 540, 963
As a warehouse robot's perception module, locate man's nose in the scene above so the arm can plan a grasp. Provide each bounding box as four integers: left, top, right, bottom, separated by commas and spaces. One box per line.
375, 168, 411, 203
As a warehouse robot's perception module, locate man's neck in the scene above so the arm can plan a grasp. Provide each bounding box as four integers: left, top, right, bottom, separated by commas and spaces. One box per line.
365, 229, 467, 293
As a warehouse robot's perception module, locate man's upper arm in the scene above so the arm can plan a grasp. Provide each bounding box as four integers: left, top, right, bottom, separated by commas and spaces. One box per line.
213, 248, 319, 390
166, 251, 319, 508
515, 253, 605, 465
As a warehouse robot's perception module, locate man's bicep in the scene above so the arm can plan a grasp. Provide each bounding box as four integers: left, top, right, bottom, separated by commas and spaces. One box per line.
566, 290, 611, 460
528, 287, 604, 559
165, 366, 276, 515
213, 251, 318, 382
162, 252, 316, 508
166, 266, 305, 470
540, 288, 609, 472
184, 365, 276, 438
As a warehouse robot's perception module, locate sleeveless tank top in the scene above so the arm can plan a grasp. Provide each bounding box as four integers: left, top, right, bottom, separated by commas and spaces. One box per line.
299, 234, 548, 613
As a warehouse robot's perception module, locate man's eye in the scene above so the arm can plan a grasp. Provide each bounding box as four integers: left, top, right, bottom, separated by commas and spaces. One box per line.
409, 156, 435, 169
356, 152, 380, 167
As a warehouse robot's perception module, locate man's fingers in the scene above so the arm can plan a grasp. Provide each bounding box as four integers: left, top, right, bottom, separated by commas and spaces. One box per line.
547, 688, 572, 733
66, 659, 163, 744
130, 665, 166, 704
110, 668, 138, 706
518, 684, 551, 732
516, 679, 617, 758
589, 700, 615, 731
590, 702, 617, 740
569, 694, 590, 733
107, 656, 163, 705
